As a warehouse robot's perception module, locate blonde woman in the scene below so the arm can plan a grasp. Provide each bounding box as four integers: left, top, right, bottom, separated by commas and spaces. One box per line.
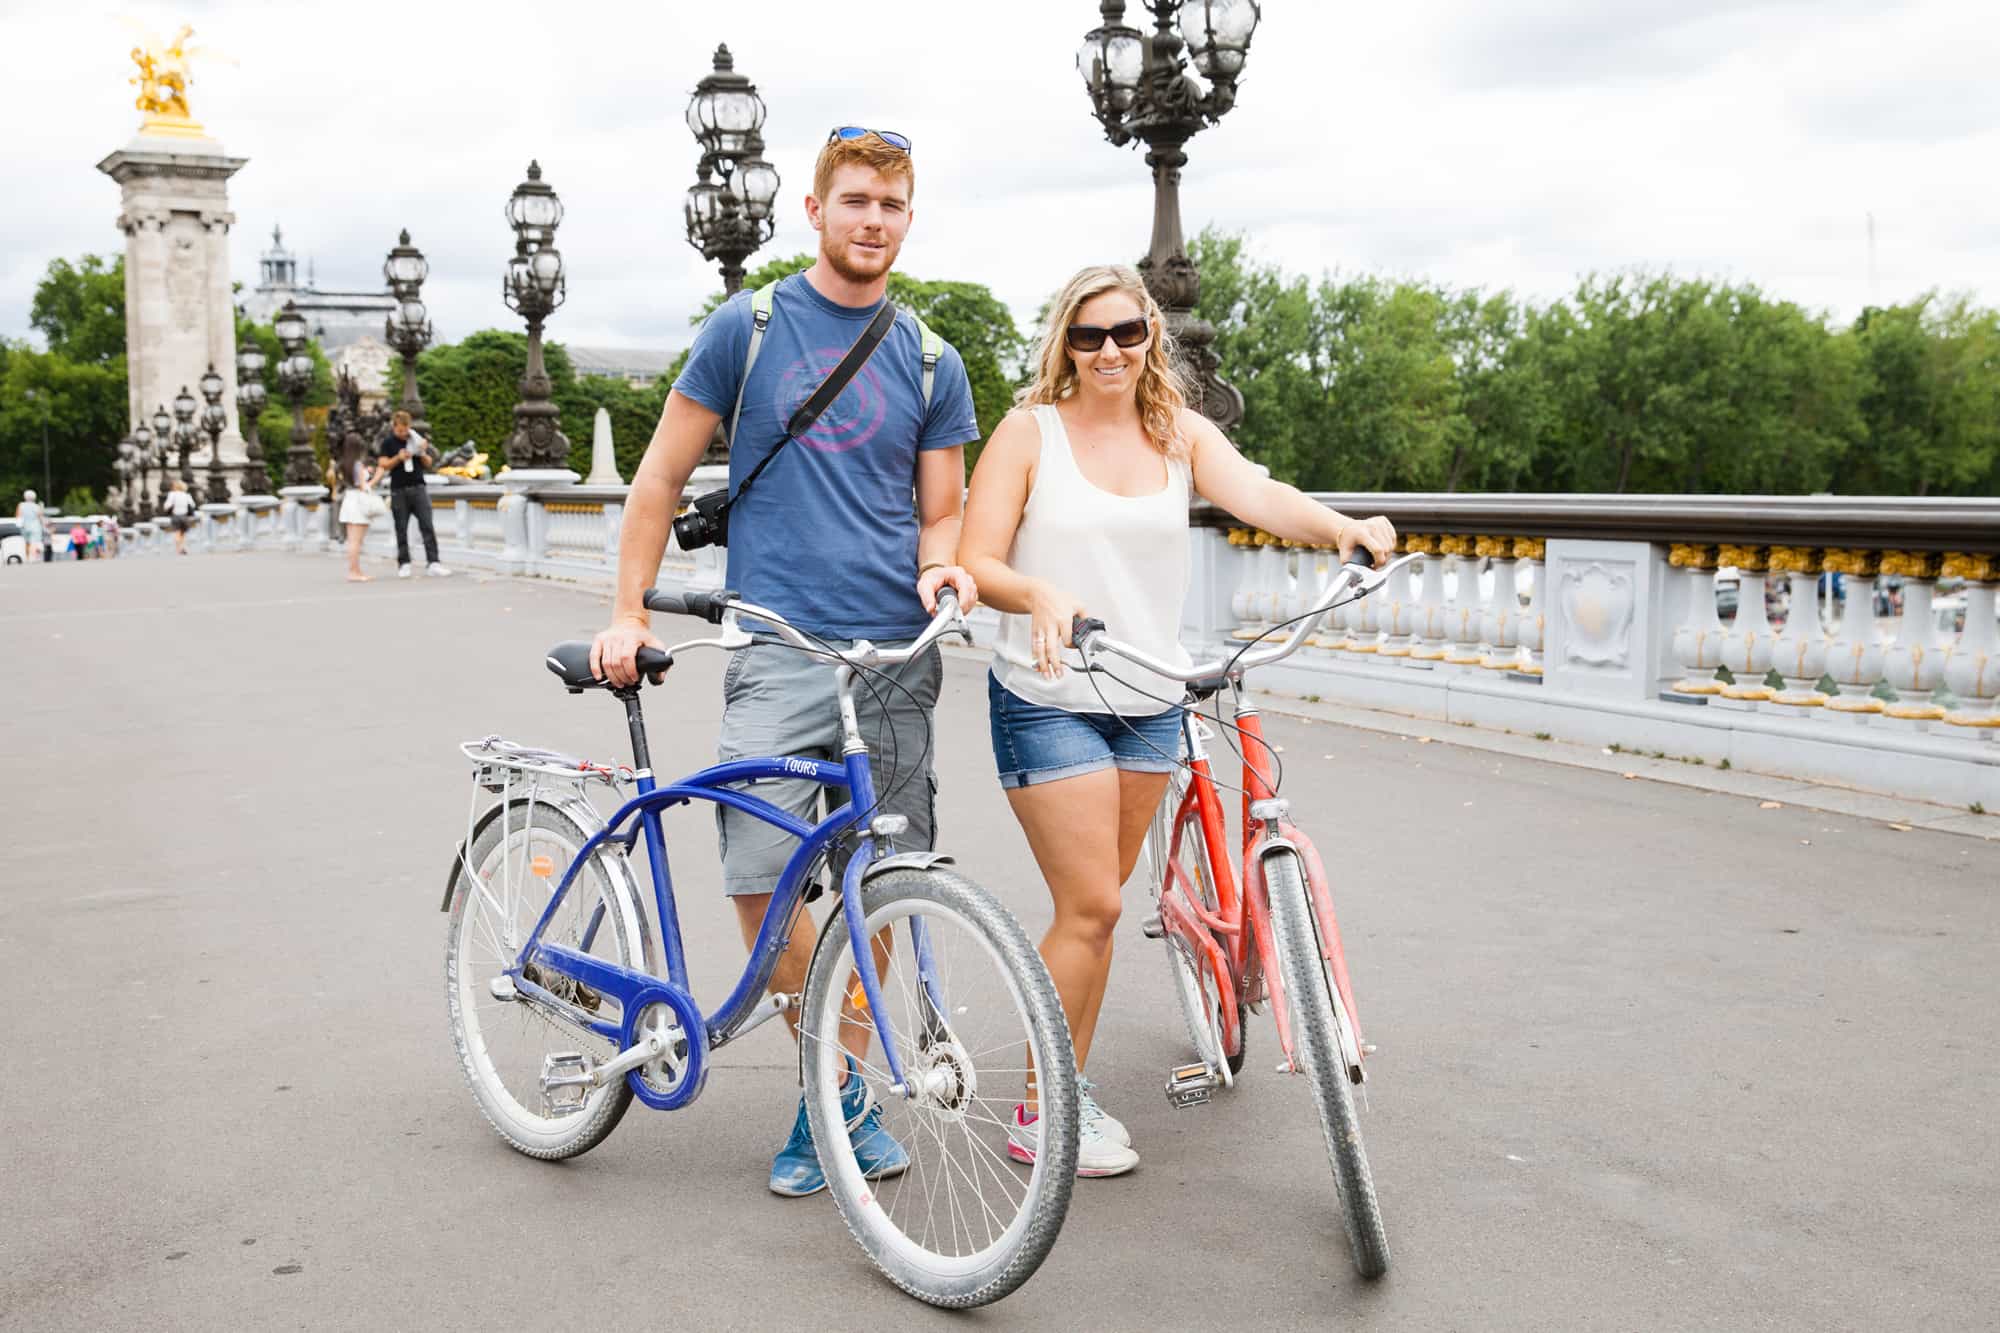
162, 479, 196, 555
959, 265, 1396, 1177
335, 434, 383, 582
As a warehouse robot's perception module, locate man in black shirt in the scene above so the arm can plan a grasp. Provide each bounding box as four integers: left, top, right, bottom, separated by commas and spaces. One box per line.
376, 410, 451, 577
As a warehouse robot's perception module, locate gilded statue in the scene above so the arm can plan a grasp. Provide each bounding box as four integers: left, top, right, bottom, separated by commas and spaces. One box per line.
121, 20, 224, 132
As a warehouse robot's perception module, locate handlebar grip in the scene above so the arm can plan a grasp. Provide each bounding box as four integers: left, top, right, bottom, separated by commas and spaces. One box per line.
634, 646, 673, 681
1071, 614, 1106, 648
1344, 545, 1377, 570
643, 586, 734, 624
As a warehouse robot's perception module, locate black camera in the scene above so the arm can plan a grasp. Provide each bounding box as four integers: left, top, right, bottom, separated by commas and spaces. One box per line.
672, 488, 732, 550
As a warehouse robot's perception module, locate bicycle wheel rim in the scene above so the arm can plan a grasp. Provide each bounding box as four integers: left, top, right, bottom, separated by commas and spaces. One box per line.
803, 882, 1072, 1296
449, 807, 631, 1144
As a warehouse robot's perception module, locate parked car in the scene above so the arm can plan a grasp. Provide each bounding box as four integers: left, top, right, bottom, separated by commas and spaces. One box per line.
0, 518, 23, 565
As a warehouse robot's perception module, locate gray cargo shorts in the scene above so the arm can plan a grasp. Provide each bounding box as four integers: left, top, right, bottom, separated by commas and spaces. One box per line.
716, 638, 943, 896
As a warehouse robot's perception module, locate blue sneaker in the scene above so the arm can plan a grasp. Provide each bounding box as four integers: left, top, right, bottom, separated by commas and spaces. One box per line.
767, 1055, 909, 1198
768, 1097, 826, 1197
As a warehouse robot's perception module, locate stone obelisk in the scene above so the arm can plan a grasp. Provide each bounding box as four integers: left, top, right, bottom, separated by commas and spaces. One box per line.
96, 25, 249, 486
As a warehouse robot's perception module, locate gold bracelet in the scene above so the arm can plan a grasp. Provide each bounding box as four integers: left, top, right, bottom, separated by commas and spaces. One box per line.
918, 561, 947, 576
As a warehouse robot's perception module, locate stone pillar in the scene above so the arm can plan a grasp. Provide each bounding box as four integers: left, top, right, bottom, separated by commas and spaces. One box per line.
585, 407, 623, 485
98, 130, 248, 477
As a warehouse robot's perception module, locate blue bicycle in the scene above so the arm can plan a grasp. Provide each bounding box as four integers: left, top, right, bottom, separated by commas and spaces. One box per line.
443, 587, 1078, 1307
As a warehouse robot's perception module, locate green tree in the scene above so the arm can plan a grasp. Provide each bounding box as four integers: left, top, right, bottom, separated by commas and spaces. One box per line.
1, 255, 131, 510
1192, 231, 1462, 490
1440, 290, 1549, 492
1847, 295, 2000, 496
31, 255, 126, 365
0, 345, 128, 511
390, 330, 577, 471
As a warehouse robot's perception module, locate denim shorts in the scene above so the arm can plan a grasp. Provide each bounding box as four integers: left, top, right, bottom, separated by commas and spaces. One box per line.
988, 672, 1183, 790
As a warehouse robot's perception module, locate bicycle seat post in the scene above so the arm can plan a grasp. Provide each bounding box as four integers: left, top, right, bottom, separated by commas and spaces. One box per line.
617, 688, 654, 785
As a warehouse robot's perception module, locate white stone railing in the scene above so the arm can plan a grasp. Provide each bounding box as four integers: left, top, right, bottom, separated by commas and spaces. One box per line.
1187, 494, 1998, 809
174, 476, 1997, 809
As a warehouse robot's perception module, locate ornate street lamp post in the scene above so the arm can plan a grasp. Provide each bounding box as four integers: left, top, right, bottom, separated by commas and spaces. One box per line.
131, 419, 155, 516
684, 45, 780, 297
384, 228, 434, 436
501, 160, 571, 469
170, 386, 198, 489
199, 363, 231, 504
115, 436, 137, 525
236, 337, 270, 495
1078, 0, 1260, 430
275, 301, 319, 487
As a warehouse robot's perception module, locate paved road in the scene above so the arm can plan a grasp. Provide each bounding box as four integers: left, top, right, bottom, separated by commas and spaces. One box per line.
5, 552, 1996, 1330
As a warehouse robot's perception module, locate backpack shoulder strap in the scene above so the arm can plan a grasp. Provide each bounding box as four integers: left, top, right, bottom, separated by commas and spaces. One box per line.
727, 280, 781, 445
913, 313, 942, 410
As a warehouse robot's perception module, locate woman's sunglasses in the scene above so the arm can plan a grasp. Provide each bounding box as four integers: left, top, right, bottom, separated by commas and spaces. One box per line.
1065, 318, 1151, 353
827, 126, 912, 153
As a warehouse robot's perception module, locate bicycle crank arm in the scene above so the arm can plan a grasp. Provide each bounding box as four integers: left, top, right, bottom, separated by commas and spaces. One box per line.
712, 991, 793, 1049
588, 1031, 671, 1088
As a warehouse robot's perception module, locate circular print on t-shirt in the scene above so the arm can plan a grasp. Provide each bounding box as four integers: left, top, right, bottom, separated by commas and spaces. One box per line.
773, 352, 889, 454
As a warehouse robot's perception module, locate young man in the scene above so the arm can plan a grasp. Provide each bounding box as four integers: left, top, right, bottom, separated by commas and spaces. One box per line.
375, 411, 450, 578
592, 128, 980, 1197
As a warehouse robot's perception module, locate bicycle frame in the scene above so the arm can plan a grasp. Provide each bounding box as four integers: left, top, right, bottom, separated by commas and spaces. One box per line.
1159, 686, 1367, 1080
501, 744, 920, 1111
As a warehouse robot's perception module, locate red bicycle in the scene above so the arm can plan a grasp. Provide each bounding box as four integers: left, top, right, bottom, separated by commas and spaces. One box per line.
1074, 548, 1413, 1279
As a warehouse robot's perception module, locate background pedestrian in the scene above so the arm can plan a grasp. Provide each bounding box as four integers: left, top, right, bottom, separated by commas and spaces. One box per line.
376, 410, 450, 578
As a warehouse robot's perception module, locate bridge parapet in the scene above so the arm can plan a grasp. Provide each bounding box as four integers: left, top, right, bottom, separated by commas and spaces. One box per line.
1190, 494, 1998, 808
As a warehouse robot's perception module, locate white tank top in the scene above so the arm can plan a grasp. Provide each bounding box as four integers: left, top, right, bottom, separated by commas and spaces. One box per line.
990, 404, 1193, 715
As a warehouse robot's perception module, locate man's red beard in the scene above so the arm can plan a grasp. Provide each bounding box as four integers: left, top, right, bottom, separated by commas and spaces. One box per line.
822, 233, 899, 284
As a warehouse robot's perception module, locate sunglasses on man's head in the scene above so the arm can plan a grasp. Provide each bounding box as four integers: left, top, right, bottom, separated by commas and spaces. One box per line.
828, 126, 912, 153
1065, 318, 1150, 352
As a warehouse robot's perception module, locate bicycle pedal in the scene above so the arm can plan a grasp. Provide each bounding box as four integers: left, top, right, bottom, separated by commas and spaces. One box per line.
1140, 912, 1164, 940
1165, 1062, 1219, 1110
541, 1051, 593, 1117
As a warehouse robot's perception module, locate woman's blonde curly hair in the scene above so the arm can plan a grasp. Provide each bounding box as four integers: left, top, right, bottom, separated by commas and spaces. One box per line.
1015, 264, 1190, 460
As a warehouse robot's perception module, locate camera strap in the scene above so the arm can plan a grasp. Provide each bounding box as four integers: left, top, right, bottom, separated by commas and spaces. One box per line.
730, 295, 900, 504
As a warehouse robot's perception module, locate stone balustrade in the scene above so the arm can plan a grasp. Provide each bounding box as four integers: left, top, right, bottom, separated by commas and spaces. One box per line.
1184, 494, 1998, 808
131, 477, 1999, 808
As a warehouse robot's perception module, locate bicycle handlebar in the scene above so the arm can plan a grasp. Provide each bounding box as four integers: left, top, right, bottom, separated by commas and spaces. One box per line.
643, 587, 729, 624
1075, 551, 1418, 685
641, 584, 967, 671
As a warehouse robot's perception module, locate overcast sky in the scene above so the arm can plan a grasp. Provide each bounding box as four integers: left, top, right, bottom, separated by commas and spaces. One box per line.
6, 0, 1996, 352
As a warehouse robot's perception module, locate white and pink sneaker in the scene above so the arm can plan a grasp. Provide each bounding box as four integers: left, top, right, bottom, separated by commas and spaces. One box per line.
1007, 1102, 1139, 1177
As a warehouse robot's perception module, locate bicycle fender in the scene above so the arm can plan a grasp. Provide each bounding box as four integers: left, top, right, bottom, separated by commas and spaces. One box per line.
859, 850, 957, 883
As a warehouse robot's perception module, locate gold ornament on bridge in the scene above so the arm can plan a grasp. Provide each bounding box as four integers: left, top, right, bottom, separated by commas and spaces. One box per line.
1511, 537, 1545, 561
1718, 544, 1766, 572
1939, 552, 1998, 582
1820, 548, 1879, 576
124, 21, 220, 138
1668, 543, 1717, 570
1766, 545, 1822, 574
1879, 550, 1940, 579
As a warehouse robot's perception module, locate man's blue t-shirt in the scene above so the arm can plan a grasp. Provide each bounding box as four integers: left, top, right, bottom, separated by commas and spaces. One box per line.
673, 274, 980, 639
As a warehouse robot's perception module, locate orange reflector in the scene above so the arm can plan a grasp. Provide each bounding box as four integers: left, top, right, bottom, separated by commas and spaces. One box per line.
530, 854, 555, 878
847, 979, 871, 1011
